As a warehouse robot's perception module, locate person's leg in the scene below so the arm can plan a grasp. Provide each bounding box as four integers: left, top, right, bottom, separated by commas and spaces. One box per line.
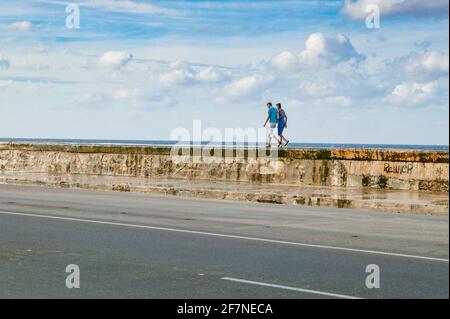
273, 126, 280, 145
269, 124, 279, 147
277, 125, 285, 145
277, 132, 283, 146
284, 135, 289, 146
267, 127, 273, 147
278, 128, 288, 144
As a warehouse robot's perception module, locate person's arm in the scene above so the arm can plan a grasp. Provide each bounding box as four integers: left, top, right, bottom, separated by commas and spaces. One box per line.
284, 114, 288, 128
263, 116, 269, 127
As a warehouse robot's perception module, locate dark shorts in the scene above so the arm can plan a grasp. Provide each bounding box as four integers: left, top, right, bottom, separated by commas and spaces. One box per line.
278, 122, 285, 135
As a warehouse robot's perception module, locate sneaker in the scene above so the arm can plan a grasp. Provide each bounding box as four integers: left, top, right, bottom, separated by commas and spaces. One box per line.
284, 140, 289, 147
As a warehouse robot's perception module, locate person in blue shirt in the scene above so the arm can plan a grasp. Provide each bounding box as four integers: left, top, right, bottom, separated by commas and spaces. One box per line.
263, 102, 279, 147
276, 103, 289, 147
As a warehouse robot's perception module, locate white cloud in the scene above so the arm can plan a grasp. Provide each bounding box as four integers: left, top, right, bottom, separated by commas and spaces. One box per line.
7, 21, 32, 31
404, 51, 449, 79
112, 88, 140, 100
297, 80, 337, 98
14, 61, 50, 71
220, 74, 274, 102
320, 95, 352, 107
78, 0, 178, 15
271, 33, 363, 71
0, 80, 13, 90
145, 95, 178, 108
159, 68, 194, 85
168, 60, 188, 70
299, 33, 364, 68
32, 45, 48, 54
0, 55, 10, 70
295, 69, 385, 102
285, 95, 352, 114
287, 99, 305, 108
389, 81, 439, 106
98, 51, 133, 69
270, 51, 299, 73
196, 67, 223, 82
341, 0, 449, 19
75, 93, 105, 104
159, 64, 225, 85
341, 115, 358, 122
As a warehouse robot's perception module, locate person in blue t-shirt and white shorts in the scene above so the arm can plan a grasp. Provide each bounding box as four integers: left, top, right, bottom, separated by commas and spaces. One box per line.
263, 102, 280, 147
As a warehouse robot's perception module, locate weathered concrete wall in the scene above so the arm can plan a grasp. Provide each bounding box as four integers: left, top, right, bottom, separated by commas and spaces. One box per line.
0, 143, 448, 192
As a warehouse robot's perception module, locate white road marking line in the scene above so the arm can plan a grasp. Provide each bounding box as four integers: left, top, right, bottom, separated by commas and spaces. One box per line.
221, 277, 362, 299
0, 210, 448, 263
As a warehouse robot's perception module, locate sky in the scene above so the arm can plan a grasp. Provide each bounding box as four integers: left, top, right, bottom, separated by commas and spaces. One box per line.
0, 0, 449, 145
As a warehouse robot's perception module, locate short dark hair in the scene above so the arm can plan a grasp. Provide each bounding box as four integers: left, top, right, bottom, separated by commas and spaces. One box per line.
267, 102, 272, 107
276, 103, 281, 108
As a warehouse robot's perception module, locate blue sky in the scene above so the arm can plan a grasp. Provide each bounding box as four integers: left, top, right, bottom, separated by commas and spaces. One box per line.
0, 0, 449, 144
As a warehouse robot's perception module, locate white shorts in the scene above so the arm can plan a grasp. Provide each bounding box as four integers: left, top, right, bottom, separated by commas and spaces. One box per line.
268, 123, 277, 136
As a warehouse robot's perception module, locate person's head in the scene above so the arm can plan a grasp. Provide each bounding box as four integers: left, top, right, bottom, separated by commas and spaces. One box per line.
276, 103, 282, 109
267, 102, 272, 108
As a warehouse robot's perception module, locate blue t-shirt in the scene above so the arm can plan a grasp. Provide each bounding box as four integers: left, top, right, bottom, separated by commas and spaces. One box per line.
278, 109, 286, 125
268, 107, 278, 124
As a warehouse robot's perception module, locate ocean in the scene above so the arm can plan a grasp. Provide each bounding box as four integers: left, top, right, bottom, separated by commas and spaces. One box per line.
0, 138, 448, 151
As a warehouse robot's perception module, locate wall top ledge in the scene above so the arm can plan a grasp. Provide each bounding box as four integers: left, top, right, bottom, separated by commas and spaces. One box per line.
0, 142, 448, 163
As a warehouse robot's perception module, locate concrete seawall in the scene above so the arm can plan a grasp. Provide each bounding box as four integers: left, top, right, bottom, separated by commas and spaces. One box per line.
0, 143, 448, 214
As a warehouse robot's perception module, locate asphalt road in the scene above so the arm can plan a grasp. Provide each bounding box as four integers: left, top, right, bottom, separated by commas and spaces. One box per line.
0, 184, 448, 299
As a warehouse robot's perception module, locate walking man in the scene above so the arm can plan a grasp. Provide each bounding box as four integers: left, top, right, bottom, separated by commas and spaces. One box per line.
263, 102, 279, 147
276, 103, 289, 147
